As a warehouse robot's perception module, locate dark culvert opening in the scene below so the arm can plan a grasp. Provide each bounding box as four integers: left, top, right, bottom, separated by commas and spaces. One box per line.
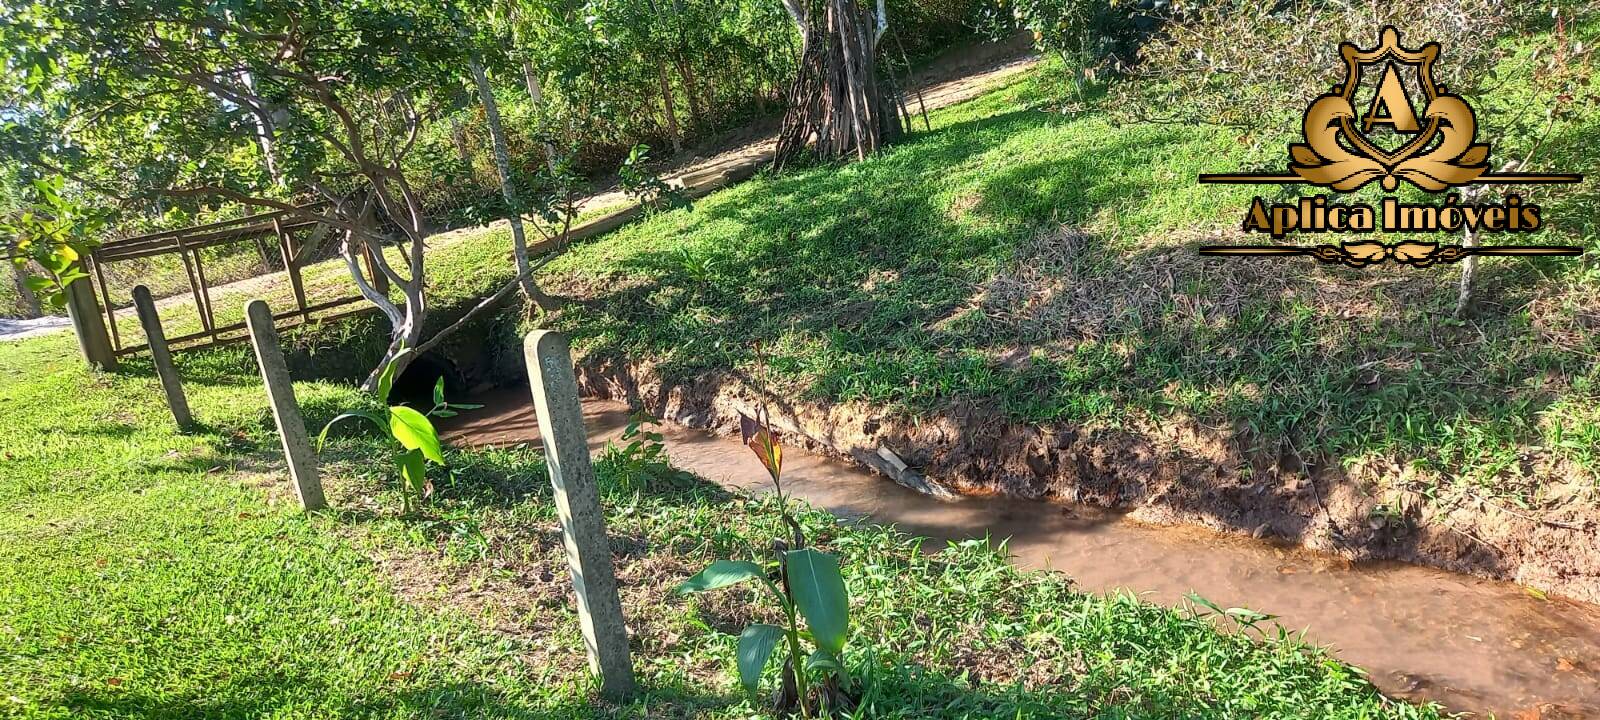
390, 353, 467, 409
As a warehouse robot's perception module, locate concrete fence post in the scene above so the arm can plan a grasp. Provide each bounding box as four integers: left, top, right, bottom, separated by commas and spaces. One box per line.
64, 276, 117, 371
245, 299, 326, 511
524, 330, 636, 700
131, 285, 192, 430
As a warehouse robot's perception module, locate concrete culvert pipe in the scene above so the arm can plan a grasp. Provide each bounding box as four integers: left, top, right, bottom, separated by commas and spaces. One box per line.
389, 352, 467, 409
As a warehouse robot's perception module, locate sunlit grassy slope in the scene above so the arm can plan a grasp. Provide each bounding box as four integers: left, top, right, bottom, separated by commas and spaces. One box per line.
538, 43, 1600, 507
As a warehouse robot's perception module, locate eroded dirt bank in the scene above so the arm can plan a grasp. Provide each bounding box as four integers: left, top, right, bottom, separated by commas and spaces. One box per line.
572, 356, 1600, 604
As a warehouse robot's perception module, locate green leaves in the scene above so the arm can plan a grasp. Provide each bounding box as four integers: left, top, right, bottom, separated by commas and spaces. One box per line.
735, 624, 784, 693
432, 376, 447, 409
805, 649, 844, 673
316, 411, 387, 451
398, 448, 429, 504
428, 377, 481, 418
785, 548, 849, 655
388, 406, 445, 464
675, 560, 771, 595
315, 376, 451, 515
316, 406, 443, 467
2, 174, 104, 310
1185, 592, 1278, 631
678, 551, 851, 705
374, 350, 408, 406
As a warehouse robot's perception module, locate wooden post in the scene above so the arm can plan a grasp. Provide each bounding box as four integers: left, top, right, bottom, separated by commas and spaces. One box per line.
64, 276, 117, 371
190, 248, 217, 338
89, 253, 121, 351
524, 330, 636, 700
252, 233, 273, 270
362, 242, 390, 294
245, 299, 326, 511
173, 236, 214, 335
131, 285, 193, 429
274, 218, 309, 314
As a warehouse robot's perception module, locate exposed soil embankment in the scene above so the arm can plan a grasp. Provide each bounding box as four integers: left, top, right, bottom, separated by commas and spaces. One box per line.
575, 356, 1600, 604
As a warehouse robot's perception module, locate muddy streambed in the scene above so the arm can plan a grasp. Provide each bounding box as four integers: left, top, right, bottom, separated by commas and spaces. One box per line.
438, 389, 1600, 718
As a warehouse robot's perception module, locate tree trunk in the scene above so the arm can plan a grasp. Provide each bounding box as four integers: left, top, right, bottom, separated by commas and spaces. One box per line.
658, 64, 683, 156
10, 260, 42, 318
522, 60, 560, 174
240, 70, 288, 188
676, 58, 704, 125
773, 0, 904, 169
1455, 229, 1479, 318
449, 114, 473, 169
468, 51, 551, 309
361, 315, 427, 392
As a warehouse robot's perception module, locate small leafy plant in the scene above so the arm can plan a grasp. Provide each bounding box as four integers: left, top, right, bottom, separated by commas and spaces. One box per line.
676, 409, 856, 716
2, 176, 105, 309
617, 143, 690, 214
672, 246, 718, 286
316, 350, 480, 513
597, 410, 678, 494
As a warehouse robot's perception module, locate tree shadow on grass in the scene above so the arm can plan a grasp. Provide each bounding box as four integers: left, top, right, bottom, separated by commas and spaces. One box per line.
560, 107, 1194, 386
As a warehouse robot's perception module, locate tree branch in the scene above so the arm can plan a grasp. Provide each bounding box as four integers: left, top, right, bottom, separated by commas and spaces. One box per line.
780, 0, 808, 30
341, 233, 405, 329
412, 269, 533, 356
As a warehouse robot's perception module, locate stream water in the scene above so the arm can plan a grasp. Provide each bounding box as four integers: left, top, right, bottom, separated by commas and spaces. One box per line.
439, 389, 1600, 719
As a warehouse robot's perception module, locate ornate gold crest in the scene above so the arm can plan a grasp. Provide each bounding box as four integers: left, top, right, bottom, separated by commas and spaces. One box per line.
1196, 25, 1584, 268
1290, 27, 1487, 192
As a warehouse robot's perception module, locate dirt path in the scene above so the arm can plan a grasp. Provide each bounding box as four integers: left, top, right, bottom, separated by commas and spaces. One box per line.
0, 316, 71, 341
570, 53, 1040, 215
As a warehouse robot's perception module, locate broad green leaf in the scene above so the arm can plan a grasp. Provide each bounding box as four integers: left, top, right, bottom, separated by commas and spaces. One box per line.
785, 548, 848, 655
23, 276, 52, 292
432, 377, 446, 407
735, 624, 784, 693
675, 560, 770, 595
804, 648, 843, 673
32, 176, 61, 203
317, 411, 387, 451
375, 348, 412, 405
389, 406, 444, 464
398, 448, 427, 496
1186, 592, 1225, 617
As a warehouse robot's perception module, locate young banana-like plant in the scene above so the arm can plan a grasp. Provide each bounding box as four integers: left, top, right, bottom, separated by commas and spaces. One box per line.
316, 349, 480, 513
676, 409, 854, 715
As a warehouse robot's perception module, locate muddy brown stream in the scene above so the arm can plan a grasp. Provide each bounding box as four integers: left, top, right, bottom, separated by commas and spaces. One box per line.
439, 390, 1600, 718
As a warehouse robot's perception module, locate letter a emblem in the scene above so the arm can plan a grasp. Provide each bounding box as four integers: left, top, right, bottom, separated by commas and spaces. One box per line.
1362, 63, 1421, 133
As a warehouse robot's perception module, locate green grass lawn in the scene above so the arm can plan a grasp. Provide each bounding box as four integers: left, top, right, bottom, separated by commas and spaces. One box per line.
0, 320, 1442, 718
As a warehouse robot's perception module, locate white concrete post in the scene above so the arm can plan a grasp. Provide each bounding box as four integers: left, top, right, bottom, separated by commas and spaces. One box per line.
524, 330, 636, 700
245, 299, 326, 511
131, 285, 192, 429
